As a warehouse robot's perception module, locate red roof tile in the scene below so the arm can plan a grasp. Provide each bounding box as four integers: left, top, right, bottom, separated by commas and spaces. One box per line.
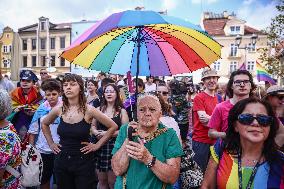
203, 18, 228, 36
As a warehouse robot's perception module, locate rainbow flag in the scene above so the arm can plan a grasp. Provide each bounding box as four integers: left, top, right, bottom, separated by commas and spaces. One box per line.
256, 62, 276, 84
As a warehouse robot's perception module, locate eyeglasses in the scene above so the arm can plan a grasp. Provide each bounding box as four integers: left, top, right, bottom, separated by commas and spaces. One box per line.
233, 80, 251, 86
21, 79, 32, 83
40, 72, 48, 75
157, 91, 169, 96
238, 113, 273, 127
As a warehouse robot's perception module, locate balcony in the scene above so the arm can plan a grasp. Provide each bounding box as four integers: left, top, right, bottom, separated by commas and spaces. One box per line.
227, 52, 242, 59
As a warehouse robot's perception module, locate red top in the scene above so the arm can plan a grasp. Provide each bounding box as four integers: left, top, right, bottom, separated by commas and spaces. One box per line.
192, 92, 218, 145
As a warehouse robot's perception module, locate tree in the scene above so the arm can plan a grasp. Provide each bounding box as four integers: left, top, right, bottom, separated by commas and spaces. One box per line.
258, 0, 284, 79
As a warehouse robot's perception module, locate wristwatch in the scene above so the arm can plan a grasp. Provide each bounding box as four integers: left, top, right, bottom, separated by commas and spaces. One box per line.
146, 156, 156, 168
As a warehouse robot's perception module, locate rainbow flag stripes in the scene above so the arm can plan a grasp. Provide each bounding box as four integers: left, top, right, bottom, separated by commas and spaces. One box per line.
256, 62, 276, 84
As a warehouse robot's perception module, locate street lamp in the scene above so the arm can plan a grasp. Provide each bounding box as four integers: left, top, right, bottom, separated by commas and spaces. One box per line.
235, 34, 258, 70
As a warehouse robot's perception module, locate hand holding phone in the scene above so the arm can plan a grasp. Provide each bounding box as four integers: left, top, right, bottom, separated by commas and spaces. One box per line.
127, 121, 138, 141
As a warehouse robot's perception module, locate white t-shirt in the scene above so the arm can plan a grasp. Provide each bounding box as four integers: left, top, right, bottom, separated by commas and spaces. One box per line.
28, 115, 60, 154
160, 116, 181, 142
145, 83, 156, 92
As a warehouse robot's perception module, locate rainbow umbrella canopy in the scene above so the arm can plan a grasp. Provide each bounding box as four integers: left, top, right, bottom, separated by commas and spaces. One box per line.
61, 10, 222, 76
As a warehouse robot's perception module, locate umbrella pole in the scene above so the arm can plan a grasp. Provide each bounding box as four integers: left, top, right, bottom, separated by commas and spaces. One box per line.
134, 26, 143, 121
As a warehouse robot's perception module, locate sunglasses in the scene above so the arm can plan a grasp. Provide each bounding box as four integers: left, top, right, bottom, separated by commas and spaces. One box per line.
158, 91, 169, 96
238, 113, 273, 127
40, 72, 48, 75
21, 79, 32, 83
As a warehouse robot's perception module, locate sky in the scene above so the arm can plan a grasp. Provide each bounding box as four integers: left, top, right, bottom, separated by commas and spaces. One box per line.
0, 0, 278, 32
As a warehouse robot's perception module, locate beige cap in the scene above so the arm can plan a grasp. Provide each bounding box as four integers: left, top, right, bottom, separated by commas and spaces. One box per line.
266, 85, 284, 96
201, 68, 219, 80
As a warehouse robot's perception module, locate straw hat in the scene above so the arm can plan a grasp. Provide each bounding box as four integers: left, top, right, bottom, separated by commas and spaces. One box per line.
201, 68, 219, 80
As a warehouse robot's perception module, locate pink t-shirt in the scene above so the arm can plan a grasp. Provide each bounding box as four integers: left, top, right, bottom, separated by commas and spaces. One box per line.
208, 100, 234, 132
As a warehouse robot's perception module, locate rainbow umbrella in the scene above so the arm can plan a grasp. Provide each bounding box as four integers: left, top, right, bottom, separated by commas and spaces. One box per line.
61, 10, 221, 77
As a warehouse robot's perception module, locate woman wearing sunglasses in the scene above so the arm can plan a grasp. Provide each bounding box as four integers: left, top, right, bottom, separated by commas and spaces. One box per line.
201, 98, 284, 189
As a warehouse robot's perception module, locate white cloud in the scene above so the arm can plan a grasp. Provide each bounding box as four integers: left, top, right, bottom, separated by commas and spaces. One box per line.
237, 0, 278, 30
0, 0, 145, 31
191, 0, 218, 4
162, 0, 178, 10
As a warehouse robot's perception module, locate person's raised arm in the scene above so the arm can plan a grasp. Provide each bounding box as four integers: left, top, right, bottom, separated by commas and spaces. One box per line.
112, 121, 138, 176
42, 106, 61, 154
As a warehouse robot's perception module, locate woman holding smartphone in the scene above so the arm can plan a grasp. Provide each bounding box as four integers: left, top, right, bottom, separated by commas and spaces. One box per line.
42, 74, 118, 189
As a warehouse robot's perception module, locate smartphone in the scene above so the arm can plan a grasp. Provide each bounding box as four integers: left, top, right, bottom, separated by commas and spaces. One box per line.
128, 127, 134, 141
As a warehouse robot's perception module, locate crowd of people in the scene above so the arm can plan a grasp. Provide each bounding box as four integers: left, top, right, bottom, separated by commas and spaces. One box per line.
0, 67, 284, 189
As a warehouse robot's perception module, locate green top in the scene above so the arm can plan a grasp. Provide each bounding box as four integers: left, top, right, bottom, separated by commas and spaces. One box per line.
112, 123, 184, 189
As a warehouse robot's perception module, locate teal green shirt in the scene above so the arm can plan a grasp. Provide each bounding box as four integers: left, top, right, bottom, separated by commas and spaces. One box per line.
112, 123, 184, 189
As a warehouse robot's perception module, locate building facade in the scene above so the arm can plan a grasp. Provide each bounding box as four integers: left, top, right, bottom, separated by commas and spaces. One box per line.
201, 11, 269, 82
0, 26, 14, 75
18, 17, 71, 75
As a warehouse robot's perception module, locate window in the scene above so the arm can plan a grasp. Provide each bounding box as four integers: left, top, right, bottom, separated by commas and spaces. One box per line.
230, 26, 241, 35
32, 56, 37, 67
50, 38, 55, 49
3, 45, 8, 53
9, 45, 12, 52
213, 61, 221, 71
41, 56, 46, 67
22, 39, 27, 50
247, 61, 255, 71
3, 59, 8, 67
51, 56, 55, 66
230, 61, 238, 73
60, 37, 65, 49
60, 57, 65, 66
6, 34, 9, 38
248, 43, 256, 52
230, 44, 238, 56
23, 56, 27, 67
41, 38, 46, 50
41, 21, 45, 31
32, 39, 37, 50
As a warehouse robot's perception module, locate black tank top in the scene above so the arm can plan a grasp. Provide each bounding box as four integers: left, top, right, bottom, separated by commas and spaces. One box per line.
57, 117, 91, 153
97, 109, 122, 131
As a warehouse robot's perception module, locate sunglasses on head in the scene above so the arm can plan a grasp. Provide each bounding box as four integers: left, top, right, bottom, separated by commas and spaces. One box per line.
238, 113, 273, 127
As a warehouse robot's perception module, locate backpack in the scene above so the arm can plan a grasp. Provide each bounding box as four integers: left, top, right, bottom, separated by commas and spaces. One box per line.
6, 136, 43, 187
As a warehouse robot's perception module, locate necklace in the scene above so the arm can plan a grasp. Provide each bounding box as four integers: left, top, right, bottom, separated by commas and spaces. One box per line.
66, 106, 79, 120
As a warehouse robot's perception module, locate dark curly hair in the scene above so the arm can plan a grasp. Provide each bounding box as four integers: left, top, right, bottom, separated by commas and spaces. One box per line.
224, 98, 279, 164
100, 83, 123, 114
226, 70, 256, 98
41, 78, 61, 93
62, 74, 87, 115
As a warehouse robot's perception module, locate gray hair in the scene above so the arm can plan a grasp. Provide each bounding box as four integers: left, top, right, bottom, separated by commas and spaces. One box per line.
0, 89, 12, 120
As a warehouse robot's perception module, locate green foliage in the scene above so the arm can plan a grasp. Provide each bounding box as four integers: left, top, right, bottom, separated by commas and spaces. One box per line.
258, 0, 284, 78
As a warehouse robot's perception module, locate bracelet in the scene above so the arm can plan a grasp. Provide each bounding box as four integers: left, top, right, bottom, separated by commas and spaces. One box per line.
146, 156, 156, 168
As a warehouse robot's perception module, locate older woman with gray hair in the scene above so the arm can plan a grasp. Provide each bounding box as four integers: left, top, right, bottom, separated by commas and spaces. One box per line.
0, 89, 21, 189
111, 93, 184, 189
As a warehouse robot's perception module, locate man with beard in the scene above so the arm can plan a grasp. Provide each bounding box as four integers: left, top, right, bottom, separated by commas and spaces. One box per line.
208, 70, 256, 139
192, 68, 219, 173
9, 70, 42, 140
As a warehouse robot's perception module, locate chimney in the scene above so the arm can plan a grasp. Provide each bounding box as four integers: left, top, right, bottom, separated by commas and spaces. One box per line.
223, 11, 228, 18
135, 6, 145, 10
203, 12, 210, 19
